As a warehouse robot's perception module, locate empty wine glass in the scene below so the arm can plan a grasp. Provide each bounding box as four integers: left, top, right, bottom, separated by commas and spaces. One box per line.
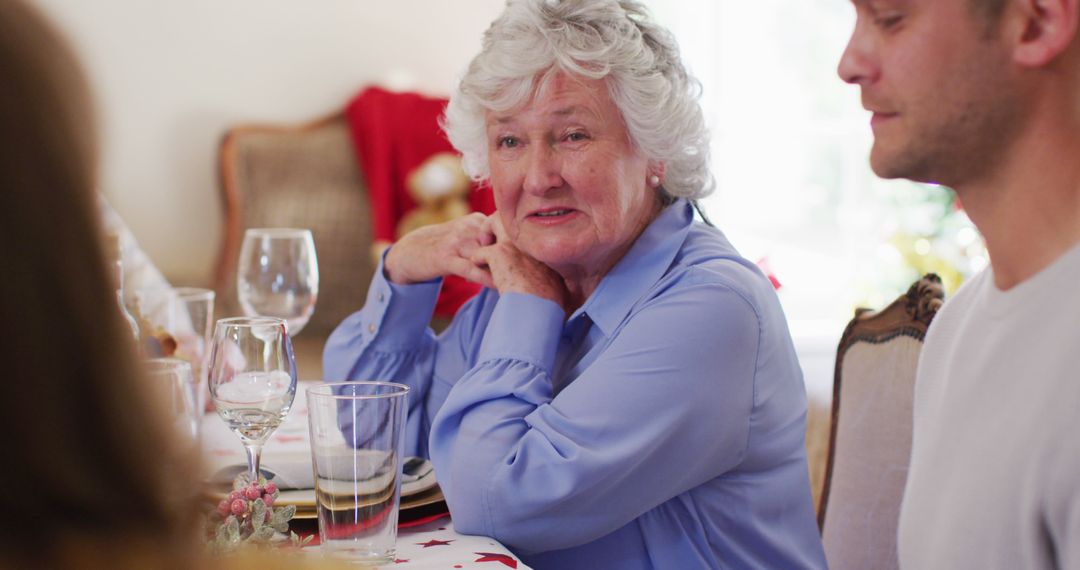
237, 228, 319, 335
208, 316, 297, 484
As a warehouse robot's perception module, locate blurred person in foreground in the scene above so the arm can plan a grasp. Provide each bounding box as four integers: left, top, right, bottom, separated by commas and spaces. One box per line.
325, 0, 826, 567
839, 0, 1080, 567
0, 0, 198, 567
0, 2, 338, 568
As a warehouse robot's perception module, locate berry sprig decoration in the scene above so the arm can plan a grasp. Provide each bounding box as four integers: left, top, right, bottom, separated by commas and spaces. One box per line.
206, 475, 312, 553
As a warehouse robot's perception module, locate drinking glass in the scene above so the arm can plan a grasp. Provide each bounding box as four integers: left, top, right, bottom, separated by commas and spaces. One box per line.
135, 287, 215, 410
172, 287, 215, 410
145, 357, 199, 442
237, 228, 319, 335
208, 317, 297, 484
307, 382, 409, 565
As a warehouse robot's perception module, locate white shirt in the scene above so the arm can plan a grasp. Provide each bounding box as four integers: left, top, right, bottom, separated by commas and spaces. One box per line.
98, 195, 174, 325
899, 241, 1080, 569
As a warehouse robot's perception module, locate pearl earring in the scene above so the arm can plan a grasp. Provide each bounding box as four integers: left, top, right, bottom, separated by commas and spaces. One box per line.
649, 175, 660, 187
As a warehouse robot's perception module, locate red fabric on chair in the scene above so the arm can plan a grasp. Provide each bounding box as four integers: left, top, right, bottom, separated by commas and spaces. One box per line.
345, 86, 495, 317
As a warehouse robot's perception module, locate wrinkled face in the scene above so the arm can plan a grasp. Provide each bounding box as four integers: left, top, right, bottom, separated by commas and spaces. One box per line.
485, 72, 660, 279
838, 0, 1019, 186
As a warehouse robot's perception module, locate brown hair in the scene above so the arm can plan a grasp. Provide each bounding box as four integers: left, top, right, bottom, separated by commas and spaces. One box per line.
0, 0, 197, 566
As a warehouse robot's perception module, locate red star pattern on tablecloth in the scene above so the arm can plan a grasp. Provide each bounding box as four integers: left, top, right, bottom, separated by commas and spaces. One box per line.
393, 559, 409, 564
474, 552, 518, 568
417, 539, 454, 548
273, 435, 305, 443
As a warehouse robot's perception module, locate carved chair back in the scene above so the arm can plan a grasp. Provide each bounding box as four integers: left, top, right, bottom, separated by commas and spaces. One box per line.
819, 274, 945, 570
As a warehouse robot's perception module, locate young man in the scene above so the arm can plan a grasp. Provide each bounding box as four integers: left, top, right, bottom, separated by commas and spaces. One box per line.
839, 0, 1080, 568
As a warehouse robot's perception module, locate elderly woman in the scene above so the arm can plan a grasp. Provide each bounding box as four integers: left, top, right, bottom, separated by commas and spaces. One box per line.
325, 0, 825, 567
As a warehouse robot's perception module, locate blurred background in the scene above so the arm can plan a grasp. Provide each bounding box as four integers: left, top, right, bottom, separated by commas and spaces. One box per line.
34, 0, 987, 395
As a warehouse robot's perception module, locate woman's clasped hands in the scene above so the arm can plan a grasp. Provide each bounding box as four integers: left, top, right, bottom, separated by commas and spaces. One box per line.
384, 213, 568, 309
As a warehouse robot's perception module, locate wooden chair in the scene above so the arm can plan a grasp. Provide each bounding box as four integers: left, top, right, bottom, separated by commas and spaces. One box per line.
215, 114, 376, 378
818, 274, 945, 570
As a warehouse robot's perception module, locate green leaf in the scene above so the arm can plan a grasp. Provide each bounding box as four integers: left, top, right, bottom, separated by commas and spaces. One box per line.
253, 525, 276, 542
270, 505, 295, 527
227, 517, 241, 543
252, 500, 266, 531
287, 531, 314, 548
272, 521, 290, 534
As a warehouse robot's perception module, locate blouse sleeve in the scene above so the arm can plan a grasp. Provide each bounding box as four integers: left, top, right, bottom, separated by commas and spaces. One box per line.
323, 254, 475, 458
428, 270, 762, 553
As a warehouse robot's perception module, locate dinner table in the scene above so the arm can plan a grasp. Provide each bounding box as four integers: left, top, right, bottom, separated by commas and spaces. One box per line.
201, 381, 531, 569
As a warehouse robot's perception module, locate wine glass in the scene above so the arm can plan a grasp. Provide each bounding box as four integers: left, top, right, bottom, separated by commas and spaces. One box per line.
208, 316, 297, 484
237, 228, 319, 335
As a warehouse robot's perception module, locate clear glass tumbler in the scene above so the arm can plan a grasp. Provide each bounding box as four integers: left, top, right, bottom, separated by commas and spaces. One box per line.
306, 382, 409, 565
171, 287, 215, 410
145, 357, 199, 442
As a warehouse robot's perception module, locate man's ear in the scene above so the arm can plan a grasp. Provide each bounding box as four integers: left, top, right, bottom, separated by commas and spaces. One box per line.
1009, 0, 1080, 66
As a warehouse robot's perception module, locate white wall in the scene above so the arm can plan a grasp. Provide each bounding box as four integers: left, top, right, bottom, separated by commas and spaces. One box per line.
33, 0, 506, 285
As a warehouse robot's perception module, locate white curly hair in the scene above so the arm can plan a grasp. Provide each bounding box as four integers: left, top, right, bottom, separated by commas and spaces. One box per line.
443, 0, 714, 200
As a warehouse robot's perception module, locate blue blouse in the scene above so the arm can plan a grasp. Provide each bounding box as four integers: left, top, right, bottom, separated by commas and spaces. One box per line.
324, 200, 826, 569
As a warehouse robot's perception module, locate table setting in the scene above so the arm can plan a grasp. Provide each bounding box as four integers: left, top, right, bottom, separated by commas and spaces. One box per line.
185, 226, 529, 568
201, 378, 527, 568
